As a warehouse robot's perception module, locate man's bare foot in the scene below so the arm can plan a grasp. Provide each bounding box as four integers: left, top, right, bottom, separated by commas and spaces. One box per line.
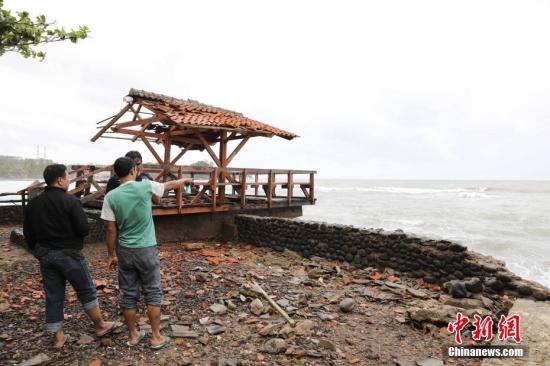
53, 332, 68, 350
95, 321, 118, 337
150, 334, 167, 348
126, 330, 144, 346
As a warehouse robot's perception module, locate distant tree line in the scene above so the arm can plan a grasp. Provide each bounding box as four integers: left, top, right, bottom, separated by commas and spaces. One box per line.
0, 155, 54, 179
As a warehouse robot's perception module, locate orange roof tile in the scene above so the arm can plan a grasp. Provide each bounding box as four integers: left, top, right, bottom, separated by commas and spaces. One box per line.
128, 89, 297, 140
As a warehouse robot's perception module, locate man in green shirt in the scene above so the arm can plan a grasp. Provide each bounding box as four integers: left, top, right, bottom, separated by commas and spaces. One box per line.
101, 157, 191, 349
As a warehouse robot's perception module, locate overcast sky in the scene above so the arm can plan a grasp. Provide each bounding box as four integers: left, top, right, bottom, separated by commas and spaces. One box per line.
1, 0, 550, 179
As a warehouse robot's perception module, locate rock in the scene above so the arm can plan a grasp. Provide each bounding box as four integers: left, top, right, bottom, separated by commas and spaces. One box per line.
250, 298, 264, 315
279, 323, 294, 337
444, 280, 468, 298
207, 325, 226, 335
209, 303, 228, 315
0, 301, 10, 313
339, 298, 355, 313
395, 359, 415, 366
406, 287, 429, 298
264, 338, 287, 354
226, 300, 237, 311
217, 359, 239, 366
307, 268, 324, 279
318, 312, 339, 321
171, 325, 198, 338
464, 277, 482, 293
199, 317, 212, 325
160, 314, 171, 322
17, 353, 51, 366
100, 337, 113, 347
195, 272, 209, 282
484, 277, 504, 292
184, 243, 204, 251
517, 285, 533, 296
141, 324, 152, 334
448, 242, 467, 252
415, 358, 444, 366
294, 319, 315, 336
328, 292, 345, 304
259, 323, 279, 336
439, 295, 484, 310
178, 358, 193, 366
408, 301, 462, 324
77, 333, 95, 345
276, 298, 290, 307
319, 339, 336, 351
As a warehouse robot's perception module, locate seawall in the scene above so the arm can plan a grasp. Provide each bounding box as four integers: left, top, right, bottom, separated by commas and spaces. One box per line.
235, 214, 550, 301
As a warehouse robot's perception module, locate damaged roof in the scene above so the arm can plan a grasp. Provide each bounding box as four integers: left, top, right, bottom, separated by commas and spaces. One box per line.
128, 88, 298, 140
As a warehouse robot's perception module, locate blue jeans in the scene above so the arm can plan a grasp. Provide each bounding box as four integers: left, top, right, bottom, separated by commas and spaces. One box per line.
39, 250, 98, 332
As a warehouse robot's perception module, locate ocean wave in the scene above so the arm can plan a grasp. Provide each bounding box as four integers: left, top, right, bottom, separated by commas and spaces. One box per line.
316, 185, 491, 197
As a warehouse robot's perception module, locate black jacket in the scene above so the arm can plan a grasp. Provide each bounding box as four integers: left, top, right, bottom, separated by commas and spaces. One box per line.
23, 186, 89, 250
105, 172, 152, 193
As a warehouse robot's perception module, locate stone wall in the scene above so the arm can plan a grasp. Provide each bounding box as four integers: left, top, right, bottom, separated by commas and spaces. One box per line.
0, 205, 23, 225
236, 215, 550, 301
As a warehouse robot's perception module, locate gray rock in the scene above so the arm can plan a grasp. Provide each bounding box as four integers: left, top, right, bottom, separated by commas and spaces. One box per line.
209, 303, 228, 315
250, 298, 264, 315
444, 280, 468, 298
172, 325, 199, 338
17, 353, 51, 366
464, 277, 482, 293
218, 359, 239, 366
226, 300, 237, 311
184, 243, 204, 251
395, 359, 415, 366
207, 325, 226, 335
415, 358, 444, 366
265, 338, 287, 354
339, 298, 355, 313
259, 323, 279, 336
276, 298, 290, 307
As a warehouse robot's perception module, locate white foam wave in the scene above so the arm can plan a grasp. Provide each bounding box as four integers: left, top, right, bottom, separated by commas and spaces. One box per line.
316, 185, 491, 197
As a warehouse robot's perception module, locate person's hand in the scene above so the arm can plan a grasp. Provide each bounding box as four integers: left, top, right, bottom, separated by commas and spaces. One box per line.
107, 256, 118, 271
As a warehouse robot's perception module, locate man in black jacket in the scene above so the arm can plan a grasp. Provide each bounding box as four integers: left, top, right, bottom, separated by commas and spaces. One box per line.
23, 164, 117, 349
105, 151, 153, 193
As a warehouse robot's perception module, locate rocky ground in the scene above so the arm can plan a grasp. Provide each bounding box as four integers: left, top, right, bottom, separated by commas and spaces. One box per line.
0, 224, 510, 366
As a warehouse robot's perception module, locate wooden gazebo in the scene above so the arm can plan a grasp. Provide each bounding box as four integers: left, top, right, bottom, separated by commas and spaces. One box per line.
86, 89, 316, 215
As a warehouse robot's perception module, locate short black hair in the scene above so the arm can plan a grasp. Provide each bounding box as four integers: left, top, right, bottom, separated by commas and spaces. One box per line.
114, 157, 135, 178
125, 151, 142, 161
43, 164, 67, 186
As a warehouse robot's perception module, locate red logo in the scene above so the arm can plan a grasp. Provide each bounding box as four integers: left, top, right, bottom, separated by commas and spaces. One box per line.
448, 313, 522, 344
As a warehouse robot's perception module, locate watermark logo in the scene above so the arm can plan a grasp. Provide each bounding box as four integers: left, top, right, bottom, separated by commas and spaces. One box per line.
447, 312, 524, 358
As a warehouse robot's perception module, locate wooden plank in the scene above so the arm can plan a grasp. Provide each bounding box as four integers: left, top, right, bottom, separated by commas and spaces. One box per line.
195, 131, 222, 167
267, 170, 273, 208
177, 166, 183, 214
140, 136, 164, 164
190, 185, 209, 204
211, 169, 218, 210
309, 172, 315, 204
225, 136, 249, 165
254, 173, 259, 196
287, 171, 293, 206
91, 103, 132, 142
112, 115, 162, 129
240, 169, 246, 208
219, 131, 227, 201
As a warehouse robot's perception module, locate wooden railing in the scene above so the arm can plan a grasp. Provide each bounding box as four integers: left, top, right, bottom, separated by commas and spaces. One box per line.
8, 165, 316, 215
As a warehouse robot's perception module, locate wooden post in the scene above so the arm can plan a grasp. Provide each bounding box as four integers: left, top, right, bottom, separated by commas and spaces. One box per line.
309, 172, 315, 204
177, 166, 183, 213
218, 131, 227, 201
287, 171, 293, 206
241, 169, 246, 208
267, 170, 273, 208
211, 168, 218, 210
163, 138, 171, 183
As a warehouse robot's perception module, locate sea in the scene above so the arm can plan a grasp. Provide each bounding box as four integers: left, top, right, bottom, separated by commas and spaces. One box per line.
2, 179, 549, 288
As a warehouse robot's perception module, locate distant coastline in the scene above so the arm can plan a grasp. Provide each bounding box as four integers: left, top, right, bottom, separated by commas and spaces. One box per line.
0, 156, 53, 180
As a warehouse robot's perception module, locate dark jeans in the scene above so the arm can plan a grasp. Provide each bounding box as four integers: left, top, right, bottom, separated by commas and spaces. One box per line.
118, 245, 161, 309
39, 250, 98, 332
